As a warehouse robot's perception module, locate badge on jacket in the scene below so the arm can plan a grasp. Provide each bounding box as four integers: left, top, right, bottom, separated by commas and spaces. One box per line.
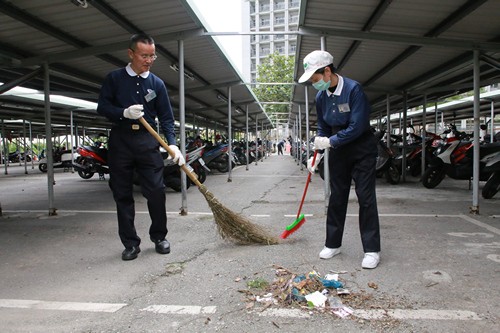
338, 103, 350, 113
145, 89, 157, 102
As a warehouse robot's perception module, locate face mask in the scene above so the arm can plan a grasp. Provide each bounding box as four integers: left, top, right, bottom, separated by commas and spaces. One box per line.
312, 76, 331, 91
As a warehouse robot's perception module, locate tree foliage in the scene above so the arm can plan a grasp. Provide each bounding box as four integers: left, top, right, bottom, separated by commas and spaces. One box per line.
253, 52, 295, 122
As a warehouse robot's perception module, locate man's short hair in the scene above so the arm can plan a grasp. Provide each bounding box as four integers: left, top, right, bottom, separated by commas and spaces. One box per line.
129, 34, 155, 50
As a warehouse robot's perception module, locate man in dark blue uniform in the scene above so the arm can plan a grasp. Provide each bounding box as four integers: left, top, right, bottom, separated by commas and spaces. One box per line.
97, 34, 185, 261
299, 50, 381, 269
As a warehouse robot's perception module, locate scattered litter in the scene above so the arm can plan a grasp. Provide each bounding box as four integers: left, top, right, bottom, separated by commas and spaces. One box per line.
332, 305, 354, 318
305, 291, 327, 308
240, 265, 410, 330
328, 296, 343, 309
256, 292, 277, 304
337, 288, 351, 295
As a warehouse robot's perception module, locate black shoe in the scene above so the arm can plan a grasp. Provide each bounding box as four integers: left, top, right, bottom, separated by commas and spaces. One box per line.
152, 239, 170, 254
122, 246, 140, 261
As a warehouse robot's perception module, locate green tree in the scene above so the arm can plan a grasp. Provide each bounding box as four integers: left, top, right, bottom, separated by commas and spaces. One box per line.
253, 52, 294, 124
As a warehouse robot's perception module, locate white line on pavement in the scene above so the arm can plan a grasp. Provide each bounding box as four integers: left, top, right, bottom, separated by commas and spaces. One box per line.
459, 214, 500, 236
0, 299, 127, 313
140, 305, 217, 315
354, 309, 482, 321
0, 299, 482, 322
257, 308, 482, 321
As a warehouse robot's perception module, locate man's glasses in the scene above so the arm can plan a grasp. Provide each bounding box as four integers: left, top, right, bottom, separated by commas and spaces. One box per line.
131, 50, 157, 61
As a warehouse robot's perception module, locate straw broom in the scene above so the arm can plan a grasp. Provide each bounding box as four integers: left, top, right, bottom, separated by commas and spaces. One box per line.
139, 117, 280, 245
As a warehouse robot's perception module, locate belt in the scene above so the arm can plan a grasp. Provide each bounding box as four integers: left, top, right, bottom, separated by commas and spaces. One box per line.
115, 122, 153, 131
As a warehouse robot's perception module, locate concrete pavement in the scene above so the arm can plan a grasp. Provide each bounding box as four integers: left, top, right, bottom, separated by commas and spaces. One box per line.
0, 154, 499, 332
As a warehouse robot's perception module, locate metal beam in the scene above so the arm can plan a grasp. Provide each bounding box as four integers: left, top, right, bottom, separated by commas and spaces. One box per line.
0, 68, 42, 94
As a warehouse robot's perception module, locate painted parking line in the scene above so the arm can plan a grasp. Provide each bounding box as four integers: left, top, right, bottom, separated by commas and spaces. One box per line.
140, 305, 217, 315
0, 299, 482, 322
257, 308, 482, 321
0, 299, 127, 313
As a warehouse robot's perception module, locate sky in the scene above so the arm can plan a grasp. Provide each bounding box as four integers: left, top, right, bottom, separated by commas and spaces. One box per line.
187, 0, 244, 74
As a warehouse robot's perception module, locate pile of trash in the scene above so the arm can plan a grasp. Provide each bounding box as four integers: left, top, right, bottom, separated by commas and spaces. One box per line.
241, 265, 362, 318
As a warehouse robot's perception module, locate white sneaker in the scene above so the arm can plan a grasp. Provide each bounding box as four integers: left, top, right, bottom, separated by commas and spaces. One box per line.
319, 247, 341, 259
362, 252, 380, 269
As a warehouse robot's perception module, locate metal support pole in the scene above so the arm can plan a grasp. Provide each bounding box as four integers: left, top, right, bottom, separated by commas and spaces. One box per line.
386, 95, 391, 150
305, 88, 310, 167
255, 115, 258, 166
295, 115, 299, 165
421, 95, 427, 179
70, 110, 74, 172
228, 86, 233, 182
246, 105, 249, 170
402, 92, 408, 182
490, 101, 495, 143
178, 39, 188, 215
43, 62, 56, 216
23, 119, 27, 174
298, 105, 303, 171
471, 50, 481, 214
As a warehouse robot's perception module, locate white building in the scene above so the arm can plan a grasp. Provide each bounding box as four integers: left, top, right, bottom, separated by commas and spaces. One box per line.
242, 0, 300, 83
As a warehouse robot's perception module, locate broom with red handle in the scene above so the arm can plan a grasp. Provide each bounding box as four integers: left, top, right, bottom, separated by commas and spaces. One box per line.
280, 150, 318, 239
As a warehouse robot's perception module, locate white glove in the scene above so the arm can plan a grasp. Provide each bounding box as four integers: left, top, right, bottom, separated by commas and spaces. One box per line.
168, 145, 185, 166
123, 104, 144, 119
314, 136, 331, 150
307, 153, 322, 174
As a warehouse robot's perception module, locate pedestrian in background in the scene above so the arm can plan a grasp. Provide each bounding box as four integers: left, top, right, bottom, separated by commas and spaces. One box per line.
299, 50, 381, 269
277, 139, 284, 155
97, 33, 185, 261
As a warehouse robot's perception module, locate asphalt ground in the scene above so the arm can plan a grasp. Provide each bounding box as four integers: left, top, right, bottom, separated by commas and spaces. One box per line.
0, 154, 499, 333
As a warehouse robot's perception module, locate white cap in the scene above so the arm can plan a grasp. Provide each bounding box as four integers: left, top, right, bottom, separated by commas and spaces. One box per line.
298, 50, 334, 83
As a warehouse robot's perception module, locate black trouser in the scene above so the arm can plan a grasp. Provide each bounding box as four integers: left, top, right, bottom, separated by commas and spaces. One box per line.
108, 126, 167, 248
325, 131, 380, 253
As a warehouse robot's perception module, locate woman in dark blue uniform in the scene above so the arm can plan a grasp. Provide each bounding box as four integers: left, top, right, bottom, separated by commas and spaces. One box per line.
97, 34, 185, 261
299, 50, 381, 269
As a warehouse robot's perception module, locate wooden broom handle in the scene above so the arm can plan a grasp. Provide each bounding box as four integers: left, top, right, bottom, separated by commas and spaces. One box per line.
138, 117, 202, 188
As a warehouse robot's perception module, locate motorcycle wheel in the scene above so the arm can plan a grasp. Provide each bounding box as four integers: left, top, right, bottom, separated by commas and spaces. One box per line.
422, 166, 446, 189
197, 168, 207, 184
385, 163, 401, 184
78, 170, 94, 179
482, 172, 500, 199
169, 177, 191, 192
39, 163, 48, 173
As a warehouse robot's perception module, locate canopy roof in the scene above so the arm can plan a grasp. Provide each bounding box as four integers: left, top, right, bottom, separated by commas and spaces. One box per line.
292, 0, 500, 129
0, 0, 272, 138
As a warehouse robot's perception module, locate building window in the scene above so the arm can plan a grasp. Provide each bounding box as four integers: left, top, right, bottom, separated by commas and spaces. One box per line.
260, 0, 270, 12
260, 46, 270, 56
274, 0, 285, 10
275, 43, 285, 54
275, 15, 285, 25
260, 17, 270, 27
289, 0, 299, 8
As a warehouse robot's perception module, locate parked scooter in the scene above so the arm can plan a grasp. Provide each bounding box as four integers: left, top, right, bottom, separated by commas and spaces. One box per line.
202, 142, 235, 173
38, 147, 78, 172
374, 129, 401, 184
72, 141, 109, 180
395, 132, 441, 177
422, 127, 500, 189
185, 144, 209, 184
481, 150, 500, 199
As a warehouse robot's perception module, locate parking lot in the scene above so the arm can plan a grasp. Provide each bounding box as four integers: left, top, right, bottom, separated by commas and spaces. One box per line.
0, 154, 499, 332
